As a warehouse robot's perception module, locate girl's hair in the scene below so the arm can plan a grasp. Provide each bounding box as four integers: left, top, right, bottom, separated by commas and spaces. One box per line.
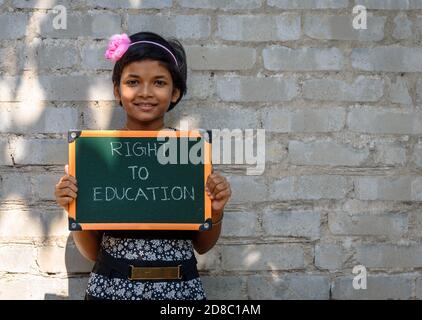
112, 31, 187, 112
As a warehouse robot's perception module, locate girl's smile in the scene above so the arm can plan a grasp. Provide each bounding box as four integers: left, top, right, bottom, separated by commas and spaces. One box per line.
114, 59, 180, 130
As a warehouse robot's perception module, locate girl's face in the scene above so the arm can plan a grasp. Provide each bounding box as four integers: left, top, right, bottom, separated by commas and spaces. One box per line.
114, 59, 180, 130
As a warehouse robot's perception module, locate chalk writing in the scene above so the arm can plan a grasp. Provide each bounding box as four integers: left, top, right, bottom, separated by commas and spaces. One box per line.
92, 186, 195, 202
110, 141, 166, 157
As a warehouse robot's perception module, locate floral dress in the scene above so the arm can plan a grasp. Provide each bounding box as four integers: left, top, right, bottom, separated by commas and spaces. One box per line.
85, 234, 206, 300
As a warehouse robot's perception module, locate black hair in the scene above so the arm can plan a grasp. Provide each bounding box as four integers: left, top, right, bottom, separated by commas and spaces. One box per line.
112, 31, 187, 112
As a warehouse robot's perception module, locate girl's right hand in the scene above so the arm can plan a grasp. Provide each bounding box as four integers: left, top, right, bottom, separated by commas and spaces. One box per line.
55, 164, 78, 211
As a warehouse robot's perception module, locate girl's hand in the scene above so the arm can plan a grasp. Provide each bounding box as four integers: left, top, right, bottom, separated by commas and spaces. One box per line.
205, 172, 231, 221
55, 165, 78, 211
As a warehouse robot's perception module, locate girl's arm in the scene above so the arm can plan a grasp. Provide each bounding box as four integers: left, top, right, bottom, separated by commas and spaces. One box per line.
192, 210, 223, 254
71, 230, 103, 262
55, 166, 103, 262
193, 171, 231, 254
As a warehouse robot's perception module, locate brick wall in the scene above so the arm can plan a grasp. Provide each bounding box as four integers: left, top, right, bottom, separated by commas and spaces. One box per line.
1, 0, 422, 300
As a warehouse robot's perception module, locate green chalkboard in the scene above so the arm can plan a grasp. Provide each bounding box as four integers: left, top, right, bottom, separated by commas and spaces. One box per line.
68, 130, 212, 231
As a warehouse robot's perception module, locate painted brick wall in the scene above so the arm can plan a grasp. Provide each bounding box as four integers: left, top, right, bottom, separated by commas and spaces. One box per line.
1, 0, 422, 300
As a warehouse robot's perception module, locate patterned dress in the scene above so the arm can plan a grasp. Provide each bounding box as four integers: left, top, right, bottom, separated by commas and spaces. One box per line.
85, 234, 206, 300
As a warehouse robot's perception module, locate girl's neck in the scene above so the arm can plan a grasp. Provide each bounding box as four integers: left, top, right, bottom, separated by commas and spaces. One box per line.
123, 118, 165, 131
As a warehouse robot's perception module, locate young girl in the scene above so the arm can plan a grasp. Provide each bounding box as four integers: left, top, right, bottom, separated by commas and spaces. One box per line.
54, 31, 231, 300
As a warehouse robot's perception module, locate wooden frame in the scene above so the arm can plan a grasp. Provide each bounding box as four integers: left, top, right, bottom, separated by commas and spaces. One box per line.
68, 130, 212, 231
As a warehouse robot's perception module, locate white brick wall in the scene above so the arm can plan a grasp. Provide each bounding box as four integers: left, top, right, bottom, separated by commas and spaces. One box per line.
352, 47, 422, 72
179, 0, 262, 10
1, 0, 422, 300
304, 15, 386, 41
263, 47, 344, 71
248, 275, 330, 300
268, 0, 348, 9
328, 212, 408, 237
288, 140, 369, 166
187, 46, 256, 70
0, 14, 27, 39
262, 107, 346, 133
356, 0, 422, 10
262, 209, 321, 240
222, 244, 305, 271
332, 275, 414, 300
315, 244, 345, 271
303, 77, 384, 102
216, 76, 298, 102
216, 15, 301, 41
127, 15, 211, 39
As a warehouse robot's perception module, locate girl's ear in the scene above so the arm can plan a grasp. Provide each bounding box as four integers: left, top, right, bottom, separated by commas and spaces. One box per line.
113, 84, 121, 103
171, 88, 181, 103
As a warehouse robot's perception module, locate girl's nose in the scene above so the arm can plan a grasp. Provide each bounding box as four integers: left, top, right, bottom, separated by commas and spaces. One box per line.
139, 84, 153, 97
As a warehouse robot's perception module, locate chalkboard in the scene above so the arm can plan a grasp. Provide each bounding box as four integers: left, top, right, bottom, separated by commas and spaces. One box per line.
67, 130, 212, 231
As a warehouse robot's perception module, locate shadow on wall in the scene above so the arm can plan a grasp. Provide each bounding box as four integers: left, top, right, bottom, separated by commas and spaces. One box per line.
0, 0, 122, 300
44, 235, 94, 300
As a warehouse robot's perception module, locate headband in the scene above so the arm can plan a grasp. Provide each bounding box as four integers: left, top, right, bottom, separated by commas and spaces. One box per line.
104, 33, 179, 67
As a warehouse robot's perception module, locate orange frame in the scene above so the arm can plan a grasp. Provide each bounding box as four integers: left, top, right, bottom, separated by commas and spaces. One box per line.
68, 130, 212, 231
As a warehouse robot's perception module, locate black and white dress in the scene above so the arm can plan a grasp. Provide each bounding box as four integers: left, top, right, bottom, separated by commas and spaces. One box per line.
85, 232, 206, 300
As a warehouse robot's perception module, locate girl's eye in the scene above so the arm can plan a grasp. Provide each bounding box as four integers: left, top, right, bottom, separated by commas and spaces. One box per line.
126, 80, 138, 86
155, 80, 166, 86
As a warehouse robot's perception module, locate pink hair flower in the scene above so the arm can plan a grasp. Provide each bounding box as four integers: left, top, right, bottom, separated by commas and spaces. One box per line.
104, 33, 131, 62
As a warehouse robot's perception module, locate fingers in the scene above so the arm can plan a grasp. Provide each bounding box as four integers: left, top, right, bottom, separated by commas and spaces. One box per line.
58, 197, 74, 208
60, 174, 77, 185
206, 173, 225, 195
55, 173, 78, 209
55, 187, 77, 199
55, 188, 76, 210
58, 174, 77, 187
206, 173, 230, 200
214, 187, 232, 200
56, 179, 78, 192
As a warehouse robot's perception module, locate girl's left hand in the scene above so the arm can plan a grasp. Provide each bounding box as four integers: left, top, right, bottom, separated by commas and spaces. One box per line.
206, 172, 231, 219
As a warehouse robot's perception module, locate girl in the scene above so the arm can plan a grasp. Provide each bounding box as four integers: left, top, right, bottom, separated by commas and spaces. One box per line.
54, 31, 231, 300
